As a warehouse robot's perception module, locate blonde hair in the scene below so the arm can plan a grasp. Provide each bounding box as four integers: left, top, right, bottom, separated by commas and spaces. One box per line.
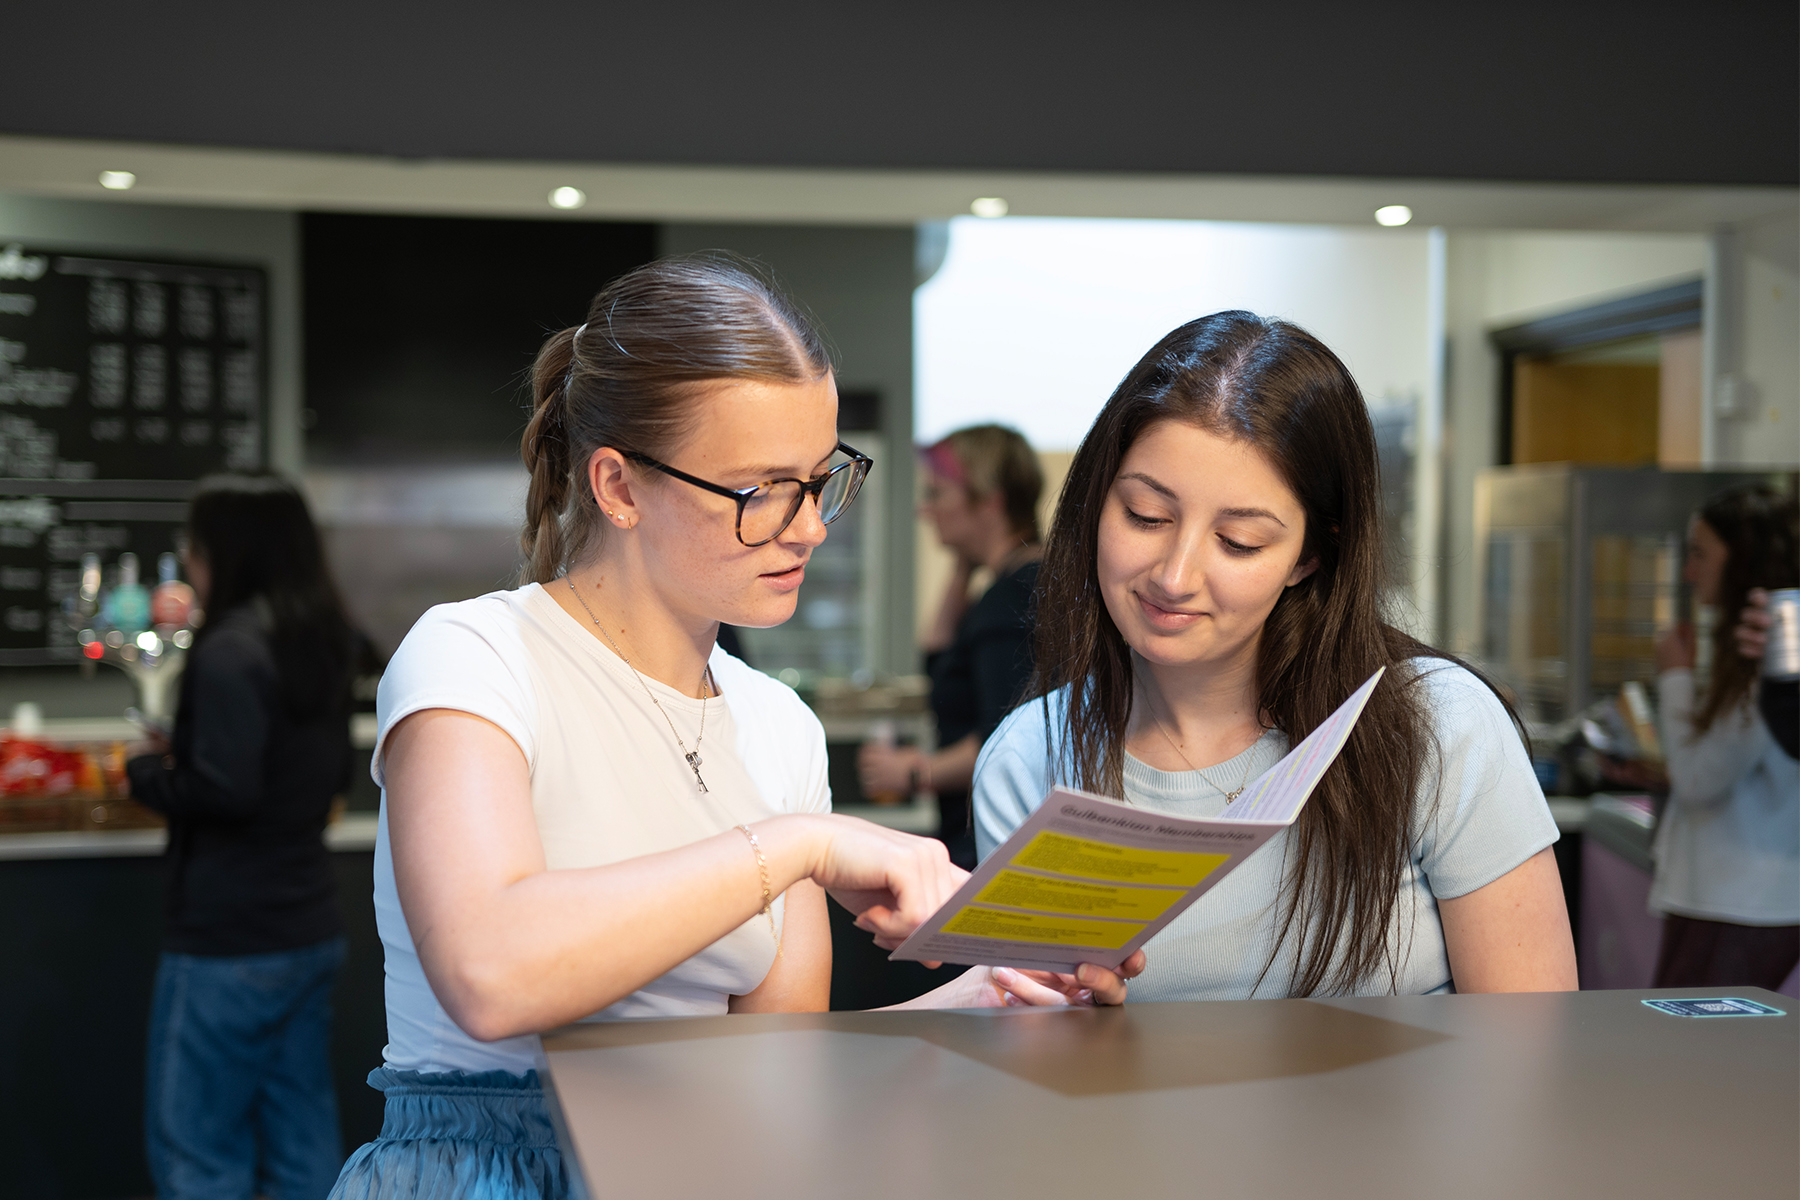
925, 424, 1043, 542
519, 255, 832, 583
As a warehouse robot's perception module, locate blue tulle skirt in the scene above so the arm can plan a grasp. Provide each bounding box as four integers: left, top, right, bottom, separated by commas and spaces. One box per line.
327, 1068, 578, 1200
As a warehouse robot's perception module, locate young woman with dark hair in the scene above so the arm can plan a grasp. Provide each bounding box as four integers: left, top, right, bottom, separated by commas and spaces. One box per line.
1650, 483, 1799, 989
130, 473, 360, 1200
975, 311, 1577, 999
331, 257, 1140, 1199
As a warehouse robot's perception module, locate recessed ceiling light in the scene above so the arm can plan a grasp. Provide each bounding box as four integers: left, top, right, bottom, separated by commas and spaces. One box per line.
970, 197, 1009, 218
98, 171, 136, 190
549, 186, 587, 210
1374, 204, 1412, 227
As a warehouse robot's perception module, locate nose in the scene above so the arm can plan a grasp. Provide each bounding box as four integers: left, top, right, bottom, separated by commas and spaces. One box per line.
1146, 526, 1207, 602
780, 490, 829, 549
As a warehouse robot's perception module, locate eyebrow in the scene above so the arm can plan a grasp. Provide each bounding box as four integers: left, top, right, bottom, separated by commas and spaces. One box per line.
1116, 473, 1288, 528
731, 452, 837, 482
1217, 506, 1287, 528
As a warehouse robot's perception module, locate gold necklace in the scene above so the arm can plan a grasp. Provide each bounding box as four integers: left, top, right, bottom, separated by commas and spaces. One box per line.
568, 577, 713, 793
1146, 694, 1256, 803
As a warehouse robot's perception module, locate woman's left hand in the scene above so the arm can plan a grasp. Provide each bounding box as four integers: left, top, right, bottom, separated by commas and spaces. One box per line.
895, 950, 1147, 1010
1654, 622, 1696, 673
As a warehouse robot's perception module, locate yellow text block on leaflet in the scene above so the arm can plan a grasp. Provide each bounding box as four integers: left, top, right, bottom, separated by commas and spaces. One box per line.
973, 870, 1187, 921
941, 905, 1143, 949
1011, 831, 1229, 887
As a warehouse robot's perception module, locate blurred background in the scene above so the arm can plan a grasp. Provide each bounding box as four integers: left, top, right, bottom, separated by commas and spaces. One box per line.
0, 3, 1793, 1195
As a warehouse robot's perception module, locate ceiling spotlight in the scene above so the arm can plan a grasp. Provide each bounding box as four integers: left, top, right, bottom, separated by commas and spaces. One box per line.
1374, 204, 1412, 227
549, 186, 587, 210
970, 197, 1009, 218
98, 171, 136, 190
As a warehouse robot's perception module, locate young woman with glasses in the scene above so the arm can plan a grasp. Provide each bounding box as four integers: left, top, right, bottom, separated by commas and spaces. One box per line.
330, 257, 1142, 1200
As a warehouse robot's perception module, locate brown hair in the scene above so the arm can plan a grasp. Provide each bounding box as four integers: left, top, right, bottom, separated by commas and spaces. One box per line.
1031, 311, 1517, 997
520, 255, 832, 583
1692, 482, 1800, 733
925, 424, 1045, 542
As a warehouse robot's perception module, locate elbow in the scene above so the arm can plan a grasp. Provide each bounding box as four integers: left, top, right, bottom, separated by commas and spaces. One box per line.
431, 952, 537, 1043
439, 974, 530, 1044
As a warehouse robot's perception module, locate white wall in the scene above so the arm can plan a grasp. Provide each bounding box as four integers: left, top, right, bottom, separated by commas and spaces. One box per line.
916, 217, 1433, 451
0, 192, 303, 473
1472, 232, 1707, 326
1714, 213, 1800, 467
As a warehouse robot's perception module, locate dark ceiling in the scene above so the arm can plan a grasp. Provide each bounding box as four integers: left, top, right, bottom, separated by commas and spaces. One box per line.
6, 1, 1795, 186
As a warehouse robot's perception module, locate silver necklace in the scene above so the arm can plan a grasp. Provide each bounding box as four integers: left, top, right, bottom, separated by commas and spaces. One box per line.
568, 578, 713, 793
1147, 696, 1256, 802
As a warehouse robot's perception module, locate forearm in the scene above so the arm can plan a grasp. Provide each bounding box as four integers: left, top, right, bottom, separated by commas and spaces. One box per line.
923, 735, 982, 794
126, 754, 261, 822
420, 813, 828, 1039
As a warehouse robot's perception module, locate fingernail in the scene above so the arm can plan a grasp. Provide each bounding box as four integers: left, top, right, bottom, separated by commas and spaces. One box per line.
992, 967, 1015, 985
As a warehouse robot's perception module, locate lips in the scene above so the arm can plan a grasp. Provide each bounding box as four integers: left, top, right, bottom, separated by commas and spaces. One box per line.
761, 563, 807, 592
1136, 591, 1204, 631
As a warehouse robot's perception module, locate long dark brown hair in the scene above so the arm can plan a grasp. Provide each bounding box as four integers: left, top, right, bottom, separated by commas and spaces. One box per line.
1030, 311, 1496, 996
1692, 482, 1799, 733
187, 473, 357, 722
520, 255, 833, 584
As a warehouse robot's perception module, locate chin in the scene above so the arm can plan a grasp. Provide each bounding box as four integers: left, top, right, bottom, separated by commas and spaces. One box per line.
726, 592, 802, 631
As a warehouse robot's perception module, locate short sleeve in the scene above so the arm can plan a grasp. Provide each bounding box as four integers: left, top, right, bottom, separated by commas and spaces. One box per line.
1410, 662, 1559, 899
372, 600, 538, 787
972, 693, 1062, 862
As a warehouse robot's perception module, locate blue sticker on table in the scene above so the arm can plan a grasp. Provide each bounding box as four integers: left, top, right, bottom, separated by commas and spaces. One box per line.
1643, 997, 1787, 1018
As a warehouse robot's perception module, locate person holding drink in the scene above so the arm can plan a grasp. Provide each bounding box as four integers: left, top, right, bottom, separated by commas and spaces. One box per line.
861, 424, 1045, 866
1650, 483, 1799, 989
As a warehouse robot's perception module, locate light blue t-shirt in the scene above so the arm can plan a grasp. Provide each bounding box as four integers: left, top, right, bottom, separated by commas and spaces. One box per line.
973, 659, 1559, 999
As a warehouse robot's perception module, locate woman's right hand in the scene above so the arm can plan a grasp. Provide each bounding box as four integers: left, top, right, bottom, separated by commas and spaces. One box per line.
1735, 588, 1773, 661
777, 814, 967, 951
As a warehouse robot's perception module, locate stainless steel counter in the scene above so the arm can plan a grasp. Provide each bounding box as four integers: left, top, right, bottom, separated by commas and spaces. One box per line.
0, 812, 380, 860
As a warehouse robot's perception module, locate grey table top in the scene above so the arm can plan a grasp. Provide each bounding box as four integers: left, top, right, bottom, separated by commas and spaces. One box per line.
541, 988, 1795, 1200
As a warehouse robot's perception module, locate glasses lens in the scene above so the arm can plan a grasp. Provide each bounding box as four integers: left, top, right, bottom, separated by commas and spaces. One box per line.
739, 480, 804, 545
817, 459, 866, 526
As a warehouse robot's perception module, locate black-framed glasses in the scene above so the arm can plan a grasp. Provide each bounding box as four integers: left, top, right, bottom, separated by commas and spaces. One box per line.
627, 441, 873, 547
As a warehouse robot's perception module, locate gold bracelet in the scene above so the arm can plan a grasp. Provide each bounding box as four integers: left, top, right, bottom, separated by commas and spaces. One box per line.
736, 824, 781, 953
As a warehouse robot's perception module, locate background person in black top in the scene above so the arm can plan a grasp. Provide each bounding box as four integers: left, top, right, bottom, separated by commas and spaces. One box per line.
128, 475, 361, 1200
861, 425, 1043, 868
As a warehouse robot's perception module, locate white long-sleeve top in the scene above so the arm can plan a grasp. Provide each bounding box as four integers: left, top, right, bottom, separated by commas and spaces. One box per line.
1651, 668, 1800, 925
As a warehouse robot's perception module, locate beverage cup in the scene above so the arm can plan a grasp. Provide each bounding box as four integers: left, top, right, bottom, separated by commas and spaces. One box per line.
1763, 588, 1800, 682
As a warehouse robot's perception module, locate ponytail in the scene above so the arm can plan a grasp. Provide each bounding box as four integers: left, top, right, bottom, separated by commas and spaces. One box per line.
516, 254, 834, 585
520, 326, 577, 584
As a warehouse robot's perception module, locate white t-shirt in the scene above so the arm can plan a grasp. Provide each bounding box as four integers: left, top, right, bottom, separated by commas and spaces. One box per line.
371, 583, 831, 1074
1651, 667, 1799, 924
974, 660, 1559, 999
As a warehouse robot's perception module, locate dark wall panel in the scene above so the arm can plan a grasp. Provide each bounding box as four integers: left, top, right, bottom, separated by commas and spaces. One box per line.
4, 3, 1795, 186
0, 851, 386, 1200
303, 213, 655, 463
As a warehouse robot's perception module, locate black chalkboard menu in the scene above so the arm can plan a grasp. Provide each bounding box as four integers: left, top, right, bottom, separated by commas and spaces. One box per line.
0, 244, 267, 663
